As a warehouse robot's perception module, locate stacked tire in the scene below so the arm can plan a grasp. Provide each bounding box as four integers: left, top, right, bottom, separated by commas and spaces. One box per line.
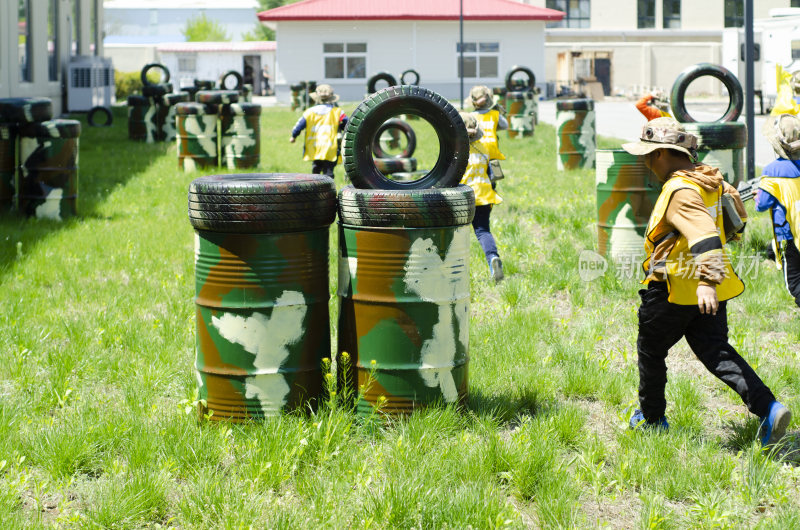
504, 66, 538, 138
338, 85, 475, 416
129, 63, 176, 143
188, 174, 337, 421
556, 98, 596, 170
371, 118, 417, 175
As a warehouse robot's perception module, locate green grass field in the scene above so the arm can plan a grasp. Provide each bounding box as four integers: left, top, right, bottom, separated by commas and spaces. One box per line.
1, 103, 799, 528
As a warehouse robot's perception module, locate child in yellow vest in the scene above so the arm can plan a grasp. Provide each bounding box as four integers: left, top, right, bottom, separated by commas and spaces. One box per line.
470, 85, 507, 163
622, 117, 790, 445
289, 84, 348, 177
459, 112, 504, 282
756, 114, 800, 307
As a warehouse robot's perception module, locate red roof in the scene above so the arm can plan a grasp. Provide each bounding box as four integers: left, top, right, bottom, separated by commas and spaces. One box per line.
258, 0, 564, 22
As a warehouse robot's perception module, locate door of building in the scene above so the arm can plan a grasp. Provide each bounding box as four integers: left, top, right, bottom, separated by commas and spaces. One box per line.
594, 58, 611, 96
243, 55, 262, 96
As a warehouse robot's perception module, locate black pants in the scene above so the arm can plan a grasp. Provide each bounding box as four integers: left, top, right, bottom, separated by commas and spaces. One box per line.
311, 160, 336, 177
637, 282, 775, 421
783, 241, 800, 308
471, 205, 499, 265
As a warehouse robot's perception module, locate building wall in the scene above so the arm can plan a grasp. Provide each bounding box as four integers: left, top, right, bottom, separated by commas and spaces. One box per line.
1, 0, 103, 116
158, 50, 276, 91
274, 20, 546, 103
104, 7, 257, 42
103, 44, 160, 73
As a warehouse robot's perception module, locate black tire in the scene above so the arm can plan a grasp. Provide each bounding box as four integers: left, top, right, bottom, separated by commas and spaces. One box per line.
373, 157, 417, 174
367, 72, 398, 94
195, 90, 240, 104
372, 119, 417, 158
194, 80, 215, 90
670, 63, 743, 123
142, 83, 173, 97
343, 85, 469, 190
681, 122, 747, 150
0, 97, 53, 123
19, 119, 81, 139
400, 69, 420, 85
87, 106, 113, 127
505, 66, 536, 91
141, 63, 170, 86
337, 185, 475, 228
219, 70, 244, 91
555, 99, 594, 111
188, 174, 337, 233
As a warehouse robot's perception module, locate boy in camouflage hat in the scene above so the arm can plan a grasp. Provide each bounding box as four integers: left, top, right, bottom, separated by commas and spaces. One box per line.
289, 84, 348, 177
470, 85, 507, 163
623, 117, 791, 445
756, 113, 800, 307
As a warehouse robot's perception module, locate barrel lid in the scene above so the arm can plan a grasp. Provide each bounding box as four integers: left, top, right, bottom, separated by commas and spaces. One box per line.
176, 102, 218, 115
194, 79, 215, 89
556, 98, 594, 111
220, 103, 262, 116
196, 90, 240, 104
19, 119, 81, 139
164, 93, 191, 105
0, 97, 54, 124
127, 94, 153, 106
142, 83, 173, 97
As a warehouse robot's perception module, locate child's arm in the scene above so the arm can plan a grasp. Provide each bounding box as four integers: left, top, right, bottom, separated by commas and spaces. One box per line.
289, 116, 307, 142
665, 189, 725, 286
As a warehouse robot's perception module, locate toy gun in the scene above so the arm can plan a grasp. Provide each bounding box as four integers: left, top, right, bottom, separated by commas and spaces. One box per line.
721, 177, 760, 241
736, 177, 760, 203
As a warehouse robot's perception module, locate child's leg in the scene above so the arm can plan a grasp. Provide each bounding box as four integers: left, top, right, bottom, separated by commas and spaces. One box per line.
684, 302, 775, 418
636, 283, 691, 421
471, 204, 499, 265
782, 241, 800, 307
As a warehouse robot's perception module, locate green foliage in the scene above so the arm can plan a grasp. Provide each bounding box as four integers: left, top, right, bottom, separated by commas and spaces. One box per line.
242, 23, 274, 41
182, 13, 230, 42
114, 70, 160, 101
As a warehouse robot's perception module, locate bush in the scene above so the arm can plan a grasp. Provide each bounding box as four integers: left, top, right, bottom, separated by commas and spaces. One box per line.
115, 71, 161, 101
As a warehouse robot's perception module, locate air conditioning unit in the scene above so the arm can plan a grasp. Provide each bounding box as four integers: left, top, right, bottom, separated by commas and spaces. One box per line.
67, 56, 115, 112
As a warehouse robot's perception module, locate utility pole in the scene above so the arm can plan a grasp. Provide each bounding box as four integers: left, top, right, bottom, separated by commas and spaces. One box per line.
745, 0, 755, 180
460, 0, 464, 109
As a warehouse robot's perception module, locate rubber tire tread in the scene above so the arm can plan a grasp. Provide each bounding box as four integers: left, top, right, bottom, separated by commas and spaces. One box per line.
141, 63, 170, 86
670, 63, 743, 123
188, 191, 334, 205
400, 69, 420, 85
342, 85, 469, 190
337, 185, 475, 227
372, 118, 417, 158
505, 65, 536, 91
189, 174, 335, 196
87, 106, 113, 127
219, 70, 244, 91
556, 99, 594, 111
374, 157, 418, 173
681, 122, 747, 149
367, 72, 398, 94
188, 200, 332, 212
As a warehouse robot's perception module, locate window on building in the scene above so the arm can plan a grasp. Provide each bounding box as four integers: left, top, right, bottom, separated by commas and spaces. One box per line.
663, 0, 680, 29
178, 54, 197, 73
724, 0, 743, 27
545, 0, 590, 29
48, 0, 59, 81
637, 0, 655, 29
323, 43, 366, 79
793, 0, 800, 7
19, 0, 32, 82
457, 42, 499, 79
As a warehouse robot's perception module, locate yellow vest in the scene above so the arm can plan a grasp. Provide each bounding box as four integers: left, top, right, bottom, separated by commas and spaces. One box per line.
302, 105, 343, 162
759, 176, 800, 253
460, 142, 502, 206
475, 109, 505, 160
643, 176, 744, 305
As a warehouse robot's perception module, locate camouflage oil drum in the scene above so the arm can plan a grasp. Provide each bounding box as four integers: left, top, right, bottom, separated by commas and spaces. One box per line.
683, 122, 747, 185
290, 84, 304, 111
337, 185, 476, 416
506, 90, 536, 139
196, 90, 240, 105
177, 102, 219, 171
556, 99, 596, 170
128, 95, 158, 143
189, 174, 337, 421
156, 92, 191, 143
0, 97, 53, 124
0, 124, 15, 209
17, 119, 81, 220
194, 80, 215, 90
596, 149, 660, 262
219, 103, 261, 169
242, 84, 253, 103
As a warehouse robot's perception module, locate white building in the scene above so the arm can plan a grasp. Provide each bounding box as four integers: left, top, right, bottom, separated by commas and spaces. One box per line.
258, 0, 564, 103
1, 0, 104, 116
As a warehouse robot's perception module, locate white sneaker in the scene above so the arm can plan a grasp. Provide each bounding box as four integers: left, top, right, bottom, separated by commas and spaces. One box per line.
489, 256, 504, 282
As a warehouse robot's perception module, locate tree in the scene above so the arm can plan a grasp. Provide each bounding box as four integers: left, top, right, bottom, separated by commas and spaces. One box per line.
182, 13, 230, 42
243, 0, 303, 41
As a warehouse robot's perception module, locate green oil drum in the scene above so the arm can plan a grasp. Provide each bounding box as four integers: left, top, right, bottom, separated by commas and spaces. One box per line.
696, 149, 743, 186
196, 90, 240, 105
0, 97, 53, 124
506, 90, 536, 139
127, 95, 158, 143
0, 124, 15, 209
596, 149, 660, 261
219, 103, 261, 169
190, 174, 336, 421
177, 102, 219, 171
556, 99, 596, 170
17, 119, 81, 220
683, 122, 747, 185
156, 92, 190, 142
337, 186, 474, 416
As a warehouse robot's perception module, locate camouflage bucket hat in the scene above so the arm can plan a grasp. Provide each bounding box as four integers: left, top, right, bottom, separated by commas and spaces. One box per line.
622, 117, 698, 161
470, 85, 493, 109
310, 84, 339, 103
459, 112, 483, 142
764, 113, 800, 160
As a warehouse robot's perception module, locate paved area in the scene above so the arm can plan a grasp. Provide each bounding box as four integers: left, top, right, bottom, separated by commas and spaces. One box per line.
538, 98, 775, 171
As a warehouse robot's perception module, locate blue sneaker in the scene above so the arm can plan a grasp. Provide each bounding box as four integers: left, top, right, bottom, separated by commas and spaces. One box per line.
489, 256, 504, 282
760, 401, 791, 445
629, 408, 669, 431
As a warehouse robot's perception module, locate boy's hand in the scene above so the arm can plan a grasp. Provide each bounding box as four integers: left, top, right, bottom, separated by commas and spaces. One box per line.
697, 284, 718, 315
289, 136, 296, 143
